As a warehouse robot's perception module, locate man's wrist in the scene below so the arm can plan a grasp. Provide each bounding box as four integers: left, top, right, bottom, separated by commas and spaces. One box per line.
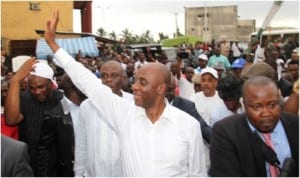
47, 41, 60, 53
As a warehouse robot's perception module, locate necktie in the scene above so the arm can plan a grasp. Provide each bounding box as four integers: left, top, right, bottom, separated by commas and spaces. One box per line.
262, 133, 280, 177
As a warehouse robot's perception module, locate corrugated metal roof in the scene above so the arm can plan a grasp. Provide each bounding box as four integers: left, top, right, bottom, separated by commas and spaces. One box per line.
35, 29, 117, 44
36, 36, 99, 59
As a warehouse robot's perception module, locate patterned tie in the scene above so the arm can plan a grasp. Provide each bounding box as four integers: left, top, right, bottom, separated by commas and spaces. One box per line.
262, 133, 280, 177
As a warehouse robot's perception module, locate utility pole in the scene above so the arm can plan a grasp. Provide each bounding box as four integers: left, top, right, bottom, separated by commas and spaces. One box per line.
175, 12, 178, 38
204, 1, 207, 42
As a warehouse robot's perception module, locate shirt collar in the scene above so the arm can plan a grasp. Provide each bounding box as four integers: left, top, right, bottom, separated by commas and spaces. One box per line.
135, 98, 175, 123
247, 118, 281, 137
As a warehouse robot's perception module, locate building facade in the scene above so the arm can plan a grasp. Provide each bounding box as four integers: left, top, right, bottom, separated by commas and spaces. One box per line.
185, 5, 256, 43
1, 1, 92, 56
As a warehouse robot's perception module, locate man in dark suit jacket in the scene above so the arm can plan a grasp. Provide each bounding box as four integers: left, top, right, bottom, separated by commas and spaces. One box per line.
209, 76, 299, 177
166, 76, 212, 143
1, 135, 33, 177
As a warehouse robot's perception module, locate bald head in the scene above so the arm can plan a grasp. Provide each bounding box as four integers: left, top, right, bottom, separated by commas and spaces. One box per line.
101, 60, 123, 73
242, 76, 279, 102
139, 63, 171, 87
101, 60, 124, 96
132, 63, 171, 109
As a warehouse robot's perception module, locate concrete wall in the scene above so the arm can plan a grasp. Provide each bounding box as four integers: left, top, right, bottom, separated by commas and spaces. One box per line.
1, 1, 73, 54
237, 20, 256, 43
185, 5, 255, 43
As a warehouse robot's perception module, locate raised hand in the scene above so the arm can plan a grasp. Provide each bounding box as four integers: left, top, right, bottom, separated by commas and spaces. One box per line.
13, 58, 38, 82
45, 9, 60, 52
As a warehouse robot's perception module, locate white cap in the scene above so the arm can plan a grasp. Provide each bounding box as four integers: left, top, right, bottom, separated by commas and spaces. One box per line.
198, 54, 208, 61
200, 67, 218, 79
30, 62, 57, 87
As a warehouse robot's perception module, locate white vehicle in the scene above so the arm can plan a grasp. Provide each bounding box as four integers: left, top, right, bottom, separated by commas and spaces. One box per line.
249, 29, 299, 45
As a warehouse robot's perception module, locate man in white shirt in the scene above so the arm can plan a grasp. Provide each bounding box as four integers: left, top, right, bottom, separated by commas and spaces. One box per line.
189, 67, 224, 126
74, 60, 133, 177
189, 67, 224, 169
171, 56, 195, 100
134, 51, 148, 70
44, 10, 207, 177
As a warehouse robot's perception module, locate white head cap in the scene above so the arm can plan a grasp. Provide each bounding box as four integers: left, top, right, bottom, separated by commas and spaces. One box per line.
200, 67, 218, 79
198, 54, 208, 61
30, 62, 57, 87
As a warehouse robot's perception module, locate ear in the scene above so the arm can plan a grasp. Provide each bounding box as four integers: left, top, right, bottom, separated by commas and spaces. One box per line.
157, 84, 167, 96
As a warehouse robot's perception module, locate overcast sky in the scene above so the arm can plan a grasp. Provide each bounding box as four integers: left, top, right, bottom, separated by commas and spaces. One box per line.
73, 0, 299, 40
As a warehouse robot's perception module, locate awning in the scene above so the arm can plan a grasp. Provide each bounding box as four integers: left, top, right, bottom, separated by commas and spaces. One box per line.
36, 36, 99, 59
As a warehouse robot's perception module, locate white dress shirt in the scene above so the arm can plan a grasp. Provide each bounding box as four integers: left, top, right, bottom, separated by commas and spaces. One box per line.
74, 91, 133, 177
54, 48, 207, 177
74, 99, 123, 177
189, 91, 224, 126
178, 76, 195, 100
61, 96, 80, 131
210, 101, 244, 126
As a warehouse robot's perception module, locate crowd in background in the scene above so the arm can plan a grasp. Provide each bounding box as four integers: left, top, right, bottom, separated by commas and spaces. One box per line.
1, 22, 299, 177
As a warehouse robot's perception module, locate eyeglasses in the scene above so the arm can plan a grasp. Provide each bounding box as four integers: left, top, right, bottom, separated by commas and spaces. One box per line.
101, 73, 121, 80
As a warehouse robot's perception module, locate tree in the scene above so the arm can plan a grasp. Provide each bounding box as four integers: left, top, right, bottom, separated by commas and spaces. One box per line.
139, 30, 154, 44
176, 27, 184, 37
158, 32, 169, 42
109, 31, 117, 40
120, 28, 133, 44
97, 27, 107, 37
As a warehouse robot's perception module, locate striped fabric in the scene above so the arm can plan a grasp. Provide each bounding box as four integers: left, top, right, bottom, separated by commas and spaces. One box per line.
36, 37, 99, 59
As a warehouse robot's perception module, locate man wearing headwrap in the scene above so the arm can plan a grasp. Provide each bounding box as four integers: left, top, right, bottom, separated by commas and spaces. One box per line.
5, 60, 75, 177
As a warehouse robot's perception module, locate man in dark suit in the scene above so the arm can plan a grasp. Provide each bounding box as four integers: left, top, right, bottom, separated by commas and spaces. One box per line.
1, 134, 33, 177
209, 76, 299, 177
166, 76, 212, 143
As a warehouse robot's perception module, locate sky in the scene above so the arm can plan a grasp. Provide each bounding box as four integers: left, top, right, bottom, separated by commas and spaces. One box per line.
73, 0, 299, 41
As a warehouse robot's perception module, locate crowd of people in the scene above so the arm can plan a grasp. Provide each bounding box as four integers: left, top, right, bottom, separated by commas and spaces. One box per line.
1, 10, 299, 177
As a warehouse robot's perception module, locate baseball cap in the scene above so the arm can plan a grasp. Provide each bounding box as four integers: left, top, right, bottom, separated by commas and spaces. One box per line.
231, 58, 246, 69
30, 62, 58, 87
198, 54, 208, 61
200, 67, 218, 79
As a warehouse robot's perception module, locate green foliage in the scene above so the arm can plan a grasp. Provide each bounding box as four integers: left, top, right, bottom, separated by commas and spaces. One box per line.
158, 32, 169, 42
97, 27, 107, 37
161, 36, 203, 47
97, 27, 170, 44
108, 31, 117, 40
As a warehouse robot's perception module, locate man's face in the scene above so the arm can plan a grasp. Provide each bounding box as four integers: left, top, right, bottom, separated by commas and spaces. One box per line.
185, 67, 194, 82
170, 62, 177, 76
132, 66, 163, 108
232, 68, 243, 79
214, 48, 221, 56
243, 83, 281, 133
139, 53, 146, 61
166, 79, 176, 102
200, 73, 217, 97
291, 53, 298, 61
28, 75, 52, 102
287, 63, 299, 81
198, 59, 207, 68
194, 83, 201, 93
126, 63, 135, 76
223, 98, 240, 112
101, 62, 123, 95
